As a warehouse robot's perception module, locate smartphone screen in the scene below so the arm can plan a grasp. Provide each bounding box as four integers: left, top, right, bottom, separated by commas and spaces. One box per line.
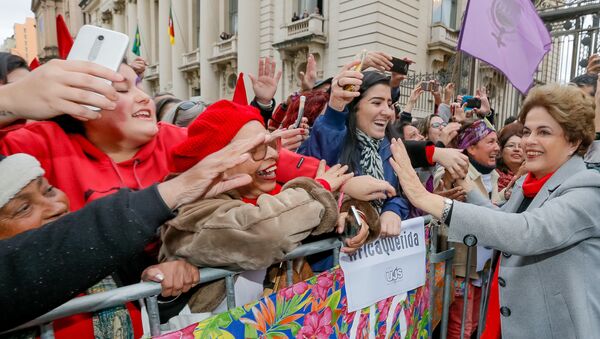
391, 57, 409, 75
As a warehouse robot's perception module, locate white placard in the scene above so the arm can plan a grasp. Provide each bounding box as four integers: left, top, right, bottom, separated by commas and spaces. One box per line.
339, 217, 426, 312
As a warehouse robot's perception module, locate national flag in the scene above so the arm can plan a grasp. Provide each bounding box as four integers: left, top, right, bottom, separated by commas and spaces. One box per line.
56, 14, 73, 59
168, 7, 175, 45
132, 25, 141, 56
457, 0, 552, 94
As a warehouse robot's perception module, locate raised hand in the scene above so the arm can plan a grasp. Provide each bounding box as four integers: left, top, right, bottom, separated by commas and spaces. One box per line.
438, 122, 461, 147
299, 53, 317, 91
158, 133, 270, 208
248, 57, 282, 105
315, 160, 354, 191
363, 51, 393, 72
329, 60, 363, 111
473, 87, 491, 117
443, 82, 455, 105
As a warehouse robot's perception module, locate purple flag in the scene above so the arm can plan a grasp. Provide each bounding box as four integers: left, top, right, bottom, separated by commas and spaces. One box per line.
458, 0, 552, 94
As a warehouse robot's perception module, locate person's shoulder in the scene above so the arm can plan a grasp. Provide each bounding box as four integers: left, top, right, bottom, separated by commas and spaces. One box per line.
156, 121, 187, 138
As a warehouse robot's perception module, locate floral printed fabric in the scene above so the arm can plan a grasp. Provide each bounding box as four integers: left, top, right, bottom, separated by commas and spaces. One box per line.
154, 267, 430, 339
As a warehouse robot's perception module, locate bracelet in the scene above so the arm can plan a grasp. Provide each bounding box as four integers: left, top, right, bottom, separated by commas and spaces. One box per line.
441, 198, 453, 225
256, 99, 274, 110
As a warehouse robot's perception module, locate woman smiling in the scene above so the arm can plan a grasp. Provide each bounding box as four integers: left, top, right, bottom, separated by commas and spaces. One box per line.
388, 84, 600, 337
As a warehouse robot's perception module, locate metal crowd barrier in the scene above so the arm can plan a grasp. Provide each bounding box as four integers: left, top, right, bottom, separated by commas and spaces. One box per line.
7, 215, 493, 339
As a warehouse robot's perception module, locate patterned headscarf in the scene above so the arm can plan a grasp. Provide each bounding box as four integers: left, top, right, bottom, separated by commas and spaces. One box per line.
456, 119, 496, 150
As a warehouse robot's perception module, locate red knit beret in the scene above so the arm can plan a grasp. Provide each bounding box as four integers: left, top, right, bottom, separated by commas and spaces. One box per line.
170, 100, 264, 173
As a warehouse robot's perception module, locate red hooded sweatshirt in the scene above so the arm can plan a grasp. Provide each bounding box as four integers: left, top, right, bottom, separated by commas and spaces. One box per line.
0, 120, 187, 338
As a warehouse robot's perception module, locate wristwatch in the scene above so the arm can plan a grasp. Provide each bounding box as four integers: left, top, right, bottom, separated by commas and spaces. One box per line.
441, 198, 454, 225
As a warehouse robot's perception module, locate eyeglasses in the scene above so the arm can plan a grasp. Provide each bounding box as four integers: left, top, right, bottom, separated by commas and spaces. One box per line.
430, 122, 447, 129
251, 137, 282, 161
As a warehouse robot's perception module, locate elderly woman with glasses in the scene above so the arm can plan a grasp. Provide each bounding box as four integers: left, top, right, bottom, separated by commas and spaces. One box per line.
158, 100, 380, 314
389, 84, 600, 337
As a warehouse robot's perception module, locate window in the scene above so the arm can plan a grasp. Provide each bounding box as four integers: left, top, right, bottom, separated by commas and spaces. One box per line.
432, 0, 457, 29
297, 0, 323, 17
228, 0, 238, 34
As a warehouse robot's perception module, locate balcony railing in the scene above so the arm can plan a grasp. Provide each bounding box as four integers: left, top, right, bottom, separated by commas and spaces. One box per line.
183, 48, 199, 65
429, 23, 459, 51
286, 14, 324, 39
209, 36, 238, 64
145, 63, 159, 80
180, 48, 200, 72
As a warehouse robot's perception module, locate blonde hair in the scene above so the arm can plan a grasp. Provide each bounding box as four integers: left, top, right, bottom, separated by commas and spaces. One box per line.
519, 84, 595, 156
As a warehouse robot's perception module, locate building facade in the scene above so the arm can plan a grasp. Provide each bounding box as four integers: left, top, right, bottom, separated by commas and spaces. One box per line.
31, 0, 470, 103
5, 17, 38, 64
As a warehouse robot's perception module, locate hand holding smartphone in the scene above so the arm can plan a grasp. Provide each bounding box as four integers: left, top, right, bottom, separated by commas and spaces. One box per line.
67, 25, 129, 111
390, 57, 410, 75
292, 95, 306, 129
343, 50, 367, 91
343, 205, 363, 239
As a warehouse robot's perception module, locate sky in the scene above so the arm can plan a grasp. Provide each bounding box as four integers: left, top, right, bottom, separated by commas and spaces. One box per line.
0, 1, 34, 43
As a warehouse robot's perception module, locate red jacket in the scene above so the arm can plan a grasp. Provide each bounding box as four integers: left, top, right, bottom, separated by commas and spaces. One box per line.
0, 121, 187, 338
0, 121, 187, 211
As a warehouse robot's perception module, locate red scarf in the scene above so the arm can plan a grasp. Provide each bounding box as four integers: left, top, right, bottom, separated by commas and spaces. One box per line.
521, 171, 555, 198
482, 170, 555, 338
241, 184, 282, 205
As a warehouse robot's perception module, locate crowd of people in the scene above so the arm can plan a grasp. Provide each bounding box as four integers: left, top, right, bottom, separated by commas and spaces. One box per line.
0, 42, 599, 338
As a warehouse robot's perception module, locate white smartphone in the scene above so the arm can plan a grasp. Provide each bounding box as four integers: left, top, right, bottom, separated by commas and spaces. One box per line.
67, 25, 129, 111
292, 95, 306, 129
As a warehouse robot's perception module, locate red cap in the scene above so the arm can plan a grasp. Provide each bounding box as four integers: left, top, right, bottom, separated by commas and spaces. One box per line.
170, 100, 264, 173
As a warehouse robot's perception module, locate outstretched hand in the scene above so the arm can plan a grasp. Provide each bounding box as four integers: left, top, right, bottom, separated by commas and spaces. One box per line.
158, 133, 270, 208
0, 59, 123, 124
315, 160, 354, 191
248, 57, 282, 105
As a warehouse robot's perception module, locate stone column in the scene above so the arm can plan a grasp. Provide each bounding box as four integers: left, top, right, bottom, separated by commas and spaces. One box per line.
158, 0, 173, 92
171, 0, 188, 98
237, 0, 261, 100
112, 1, 126, 35
136, 0, 150, 60
126, 1, 137, 60
200, 0, 219, 101
149, 1, 158, 64
44, 0, 58, 60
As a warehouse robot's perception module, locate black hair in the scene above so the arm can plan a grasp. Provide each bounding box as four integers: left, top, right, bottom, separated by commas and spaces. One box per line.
0, 52, 28, 84
338, 71, 392, 172
503, 116, 517, 126
570, 73, 598, 96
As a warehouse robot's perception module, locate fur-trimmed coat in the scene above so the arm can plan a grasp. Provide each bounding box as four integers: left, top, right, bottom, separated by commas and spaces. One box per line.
158, 177, 380, 312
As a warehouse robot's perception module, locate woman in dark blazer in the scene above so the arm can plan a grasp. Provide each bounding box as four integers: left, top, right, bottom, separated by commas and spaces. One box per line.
389, 84, 600, 338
